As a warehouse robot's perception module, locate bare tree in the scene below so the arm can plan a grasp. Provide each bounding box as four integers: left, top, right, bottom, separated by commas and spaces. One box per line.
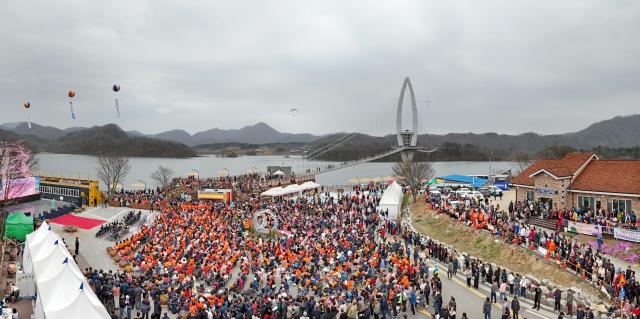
150, 165, 175, 189
512, 153, 533, 175
96, 156, 131, 199
392, 157, 435, 203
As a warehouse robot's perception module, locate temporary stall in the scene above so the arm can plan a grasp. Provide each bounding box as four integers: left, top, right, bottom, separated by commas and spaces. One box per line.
300, 181, 321, 191
260, 183, 315, 197
4, 211, 33, 241
272, 170, 285, 176
22, 222, 110, 319
378, 181, 404, 220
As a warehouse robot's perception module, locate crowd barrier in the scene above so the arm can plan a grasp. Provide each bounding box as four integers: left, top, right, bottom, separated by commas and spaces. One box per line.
39, 204, 76, 220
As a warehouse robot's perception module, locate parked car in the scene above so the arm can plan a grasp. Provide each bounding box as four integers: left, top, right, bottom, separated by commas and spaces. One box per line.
486, 185, 503, 196
455, 188, 471, 196
469, 191, 484, 200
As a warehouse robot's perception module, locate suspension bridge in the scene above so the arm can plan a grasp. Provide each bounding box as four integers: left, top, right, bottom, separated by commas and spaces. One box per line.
303, 76, 436, 176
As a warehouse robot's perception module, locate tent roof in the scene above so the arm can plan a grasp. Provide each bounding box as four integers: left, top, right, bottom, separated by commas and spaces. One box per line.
4, 211, 34, 241
6, 211, 33, 225
438, 175, 488, 188
379, 181, 403, 205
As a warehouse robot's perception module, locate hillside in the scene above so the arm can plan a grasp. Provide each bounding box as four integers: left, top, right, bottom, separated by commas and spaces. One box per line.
48, 124, 196, 157
1, 114, 639, 159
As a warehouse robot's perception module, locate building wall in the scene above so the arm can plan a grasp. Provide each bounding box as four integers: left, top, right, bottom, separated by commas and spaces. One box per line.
531, 174, 567, 209
569, 192, 639, 212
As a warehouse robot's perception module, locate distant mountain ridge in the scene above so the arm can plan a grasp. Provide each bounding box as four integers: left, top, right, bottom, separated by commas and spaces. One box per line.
0, 124, 195, 157
149, 122, 319, 146
1, 114, 639, 158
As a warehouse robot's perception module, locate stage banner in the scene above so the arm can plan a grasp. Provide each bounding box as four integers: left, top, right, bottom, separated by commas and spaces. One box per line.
566, 221, 599, 236
614, 228, 640, 243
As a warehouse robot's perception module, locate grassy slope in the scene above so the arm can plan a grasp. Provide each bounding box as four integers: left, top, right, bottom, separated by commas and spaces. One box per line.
410, 201, 601, 295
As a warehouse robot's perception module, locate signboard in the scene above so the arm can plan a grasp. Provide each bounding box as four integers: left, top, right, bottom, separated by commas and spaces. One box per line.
614, 228, 640, 243
566, 221, 600, 236
535, 188, 558, 195
0, 176, 40, 200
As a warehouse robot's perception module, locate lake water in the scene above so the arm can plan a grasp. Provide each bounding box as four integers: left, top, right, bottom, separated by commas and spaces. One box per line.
34, 153, 517, 188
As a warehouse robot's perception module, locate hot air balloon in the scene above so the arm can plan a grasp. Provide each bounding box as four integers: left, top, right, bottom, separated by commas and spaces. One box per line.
112, 84, 121, 117
24, 102, 32, 128
68, 90, 76, 119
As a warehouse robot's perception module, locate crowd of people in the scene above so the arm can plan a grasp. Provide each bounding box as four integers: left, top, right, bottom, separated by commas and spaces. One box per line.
52, 173, 640, 319
509, 200, 638, 230
429, 190, 640, 313
96, 210, 144, 241
85, 183, 515, 319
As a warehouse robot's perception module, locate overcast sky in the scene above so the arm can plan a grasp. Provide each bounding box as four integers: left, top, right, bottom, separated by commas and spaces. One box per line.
1, 1, 639, 136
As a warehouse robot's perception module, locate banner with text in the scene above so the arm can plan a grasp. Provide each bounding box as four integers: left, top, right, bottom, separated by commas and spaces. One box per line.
566, 221, 600, 236
614, 228, 640, 243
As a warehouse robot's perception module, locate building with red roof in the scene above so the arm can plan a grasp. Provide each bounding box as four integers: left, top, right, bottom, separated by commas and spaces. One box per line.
512, 152, 640, 212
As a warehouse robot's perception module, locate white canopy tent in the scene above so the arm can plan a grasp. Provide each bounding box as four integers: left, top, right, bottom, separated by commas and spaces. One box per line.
272, 170, 285, 176
260, 182, 319, 197
300, 181, 321, 191
378, 181, 404, 220
22, 223, 111, 319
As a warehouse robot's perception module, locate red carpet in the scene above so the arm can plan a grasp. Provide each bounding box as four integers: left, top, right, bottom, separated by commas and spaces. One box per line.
51, 214, 105, 230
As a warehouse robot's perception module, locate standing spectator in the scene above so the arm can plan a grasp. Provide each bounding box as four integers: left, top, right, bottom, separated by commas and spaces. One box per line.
566, 290, 574, 317
534, 285, 542, 311
75, 237, 80, 256
491, 281, 498, 303
511, 296, 520, 319
483, 297, 492, 319
499, 281, 508, 301
554, 288, 562, 312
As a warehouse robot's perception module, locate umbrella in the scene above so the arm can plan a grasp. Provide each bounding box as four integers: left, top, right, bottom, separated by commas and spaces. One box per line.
130, 180, 146, 189
348, 177, 359, 183
218, 168, 230, 177
273, 170, 285, 176
359, 177, 372, 183
187, 169, 199, 178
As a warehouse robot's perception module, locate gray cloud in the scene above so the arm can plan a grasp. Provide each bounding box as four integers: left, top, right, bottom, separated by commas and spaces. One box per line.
1, 0, 639, 136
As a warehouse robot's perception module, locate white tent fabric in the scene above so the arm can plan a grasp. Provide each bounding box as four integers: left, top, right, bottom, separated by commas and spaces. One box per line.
23, 221, 50, 273
24, 223, 110, 319
300, 181, 321, 191
260, 183, 318, 197
378, 181, 404, 220
272, 170, 285, 176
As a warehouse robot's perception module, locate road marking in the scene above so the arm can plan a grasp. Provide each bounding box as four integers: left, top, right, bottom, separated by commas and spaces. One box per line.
417, 308, 432, 318
524, 309, 548, 318
448, 276, 503, 310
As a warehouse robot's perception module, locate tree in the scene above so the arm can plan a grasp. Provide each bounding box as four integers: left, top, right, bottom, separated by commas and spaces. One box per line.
96, 156, 131, 198
512, 153, 533, 175
0, 141, 36, 239
150, 165, 175, 189
392, 157, 435, 203
1, 141, 35, 204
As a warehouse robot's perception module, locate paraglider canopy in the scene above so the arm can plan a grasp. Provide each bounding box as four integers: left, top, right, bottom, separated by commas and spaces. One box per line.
24, 102, 30, 109
112, 84, 120, 92
290, 108, 299, 113
68, 90, 75, 98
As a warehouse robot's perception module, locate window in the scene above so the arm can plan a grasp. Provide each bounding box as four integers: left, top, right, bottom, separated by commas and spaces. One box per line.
577, 195, 595, 210
38, 185, 79, 197
526, 190, 534, 201
608, 199, 633, 213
